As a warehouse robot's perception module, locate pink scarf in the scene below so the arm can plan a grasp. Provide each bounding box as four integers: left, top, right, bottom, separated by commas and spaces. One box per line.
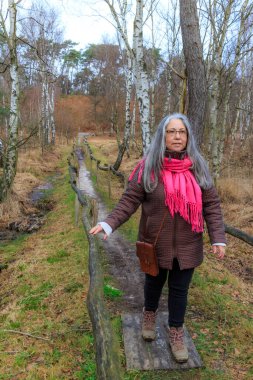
129, 157, 203, 233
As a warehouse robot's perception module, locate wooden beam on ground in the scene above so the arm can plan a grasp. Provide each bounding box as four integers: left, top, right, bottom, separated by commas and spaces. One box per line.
68, 151, 123, 380
122, 312, 202, 370
225, 224, 253, 246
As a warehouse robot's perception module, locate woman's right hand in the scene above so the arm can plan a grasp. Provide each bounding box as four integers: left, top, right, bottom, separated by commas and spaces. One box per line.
89, 225, 108, 240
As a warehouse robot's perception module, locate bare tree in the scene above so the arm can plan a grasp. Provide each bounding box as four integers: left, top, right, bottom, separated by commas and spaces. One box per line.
104, 0, 152, 154
21, 3, 63, 149
179, 0, 206, 145
201, 0, 253, 179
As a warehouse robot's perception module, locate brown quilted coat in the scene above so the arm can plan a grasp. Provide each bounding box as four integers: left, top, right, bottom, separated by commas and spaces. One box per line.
104, 161, 226, 270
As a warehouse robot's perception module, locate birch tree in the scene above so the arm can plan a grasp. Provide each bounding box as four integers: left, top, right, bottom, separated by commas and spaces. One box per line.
0, 0, 21, 201
21, 4, 62, 149
133, 0, 151, 151
215, 0, 252, 172
103, 1, 134, 164
104, 0, 152, 154
202, 0, 253, 179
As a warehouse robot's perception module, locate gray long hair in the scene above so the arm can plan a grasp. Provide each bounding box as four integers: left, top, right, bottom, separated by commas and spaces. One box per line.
143, 113, 213, 192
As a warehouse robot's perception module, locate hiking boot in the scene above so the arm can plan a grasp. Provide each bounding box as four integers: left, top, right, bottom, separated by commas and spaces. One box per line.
141, 308, 157, 341
168, 326, 189, 363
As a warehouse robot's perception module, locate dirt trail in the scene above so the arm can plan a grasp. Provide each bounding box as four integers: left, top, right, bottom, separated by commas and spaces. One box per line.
76, 148, 168, 313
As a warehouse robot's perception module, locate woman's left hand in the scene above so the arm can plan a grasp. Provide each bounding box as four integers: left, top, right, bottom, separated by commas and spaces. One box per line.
212, 245, 225, 259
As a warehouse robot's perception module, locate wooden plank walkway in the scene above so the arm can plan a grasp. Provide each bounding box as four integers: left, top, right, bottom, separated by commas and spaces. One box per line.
122, 312, 203, 370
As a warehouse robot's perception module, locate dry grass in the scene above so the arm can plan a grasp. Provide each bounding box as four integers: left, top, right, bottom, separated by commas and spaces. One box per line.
17, 146, 62, 177
217, 177, 253, 205
0, 145, 66, 225
88, 136, 141, 175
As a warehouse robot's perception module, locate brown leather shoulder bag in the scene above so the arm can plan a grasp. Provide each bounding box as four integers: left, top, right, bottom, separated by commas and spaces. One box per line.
136, 211, 167, 277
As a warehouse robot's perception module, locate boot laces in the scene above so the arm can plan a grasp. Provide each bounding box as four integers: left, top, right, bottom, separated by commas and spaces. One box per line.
143, 310, 156, 329
169, 327, 184, 349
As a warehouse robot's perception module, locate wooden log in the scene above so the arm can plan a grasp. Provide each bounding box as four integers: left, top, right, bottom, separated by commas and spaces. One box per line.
68, 156, 123, 380
225, 224, 253, 246
83, 210, 123, 379
74, 193, 79, 226
83, 139, 126, 181
107, 167, 111, 199
96, 161, 100, 186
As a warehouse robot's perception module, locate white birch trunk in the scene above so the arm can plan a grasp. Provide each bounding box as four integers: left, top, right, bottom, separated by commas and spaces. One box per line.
0, 0, 20, 201
133, 0, 151, 153
230, 58, 245, 157
41, 74, 48, 147
240, 89, 251, 144
124, 53, 132, 148
150, 4, 156, 133
49, 84, 56, 144
2, 94, 8, 138
131, 99, 136, 142
163, 68, 171, 116
105, 0, 151, 153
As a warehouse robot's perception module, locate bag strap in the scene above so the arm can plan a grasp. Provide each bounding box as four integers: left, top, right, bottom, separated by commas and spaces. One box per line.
154, 210, 168, 247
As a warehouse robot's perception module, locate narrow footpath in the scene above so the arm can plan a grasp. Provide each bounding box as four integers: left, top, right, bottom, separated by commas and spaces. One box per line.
76, 147, 148, 312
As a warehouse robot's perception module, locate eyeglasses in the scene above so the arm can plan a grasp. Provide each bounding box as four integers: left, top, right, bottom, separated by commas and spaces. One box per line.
166, 129, 187, 137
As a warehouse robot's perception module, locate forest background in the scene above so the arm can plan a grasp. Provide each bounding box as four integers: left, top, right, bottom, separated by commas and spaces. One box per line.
0, 0, 253, 201
0, 0, 253, 378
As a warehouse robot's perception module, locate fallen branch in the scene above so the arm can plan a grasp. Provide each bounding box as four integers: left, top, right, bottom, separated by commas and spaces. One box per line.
83, 139, 126, 184
2, 329, 50, 341
225, 224, 253, 246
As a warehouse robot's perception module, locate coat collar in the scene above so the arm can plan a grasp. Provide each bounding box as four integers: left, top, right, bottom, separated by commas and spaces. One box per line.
164, 149, 187, 160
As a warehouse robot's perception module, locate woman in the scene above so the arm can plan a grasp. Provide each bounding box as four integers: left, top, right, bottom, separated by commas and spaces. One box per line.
89, 113, 226, 363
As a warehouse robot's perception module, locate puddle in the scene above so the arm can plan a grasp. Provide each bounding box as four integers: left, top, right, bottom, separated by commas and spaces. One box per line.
0, 173, 61, 244
29, 182, 54, 203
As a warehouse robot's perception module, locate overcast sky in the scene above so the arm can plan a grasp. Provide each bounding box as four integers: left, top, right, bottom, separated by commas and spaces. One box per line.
46, 0, 123, 48
18, 0, 168, 51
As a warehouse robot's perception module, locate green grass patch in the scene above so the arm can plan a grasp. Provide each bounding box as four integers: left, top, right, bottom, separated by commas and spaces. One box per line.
0, 234, 28, 263
64, 282, 84, 293
19, 282, 54, 311
104, 283, 123, 299
14, 351, 31, 368
46, 248, 69, 264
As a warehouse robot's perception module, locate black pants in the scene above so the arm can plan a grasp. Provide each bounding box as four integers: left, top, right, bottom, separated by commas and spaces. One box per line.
144, 259, 194, 327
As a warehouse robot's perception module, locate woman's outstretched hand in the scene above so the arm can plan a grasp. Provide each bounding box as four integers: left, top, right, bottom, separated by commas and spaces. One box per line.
212, 245, 225, 259
89, 225, 108, 240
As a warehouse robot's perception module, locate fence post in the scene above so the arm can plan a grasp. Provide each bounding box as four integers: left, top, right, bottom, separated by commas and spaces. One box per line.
96, 161, 98, 186
75, 187, 80, 225
107, 167, 111, 199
